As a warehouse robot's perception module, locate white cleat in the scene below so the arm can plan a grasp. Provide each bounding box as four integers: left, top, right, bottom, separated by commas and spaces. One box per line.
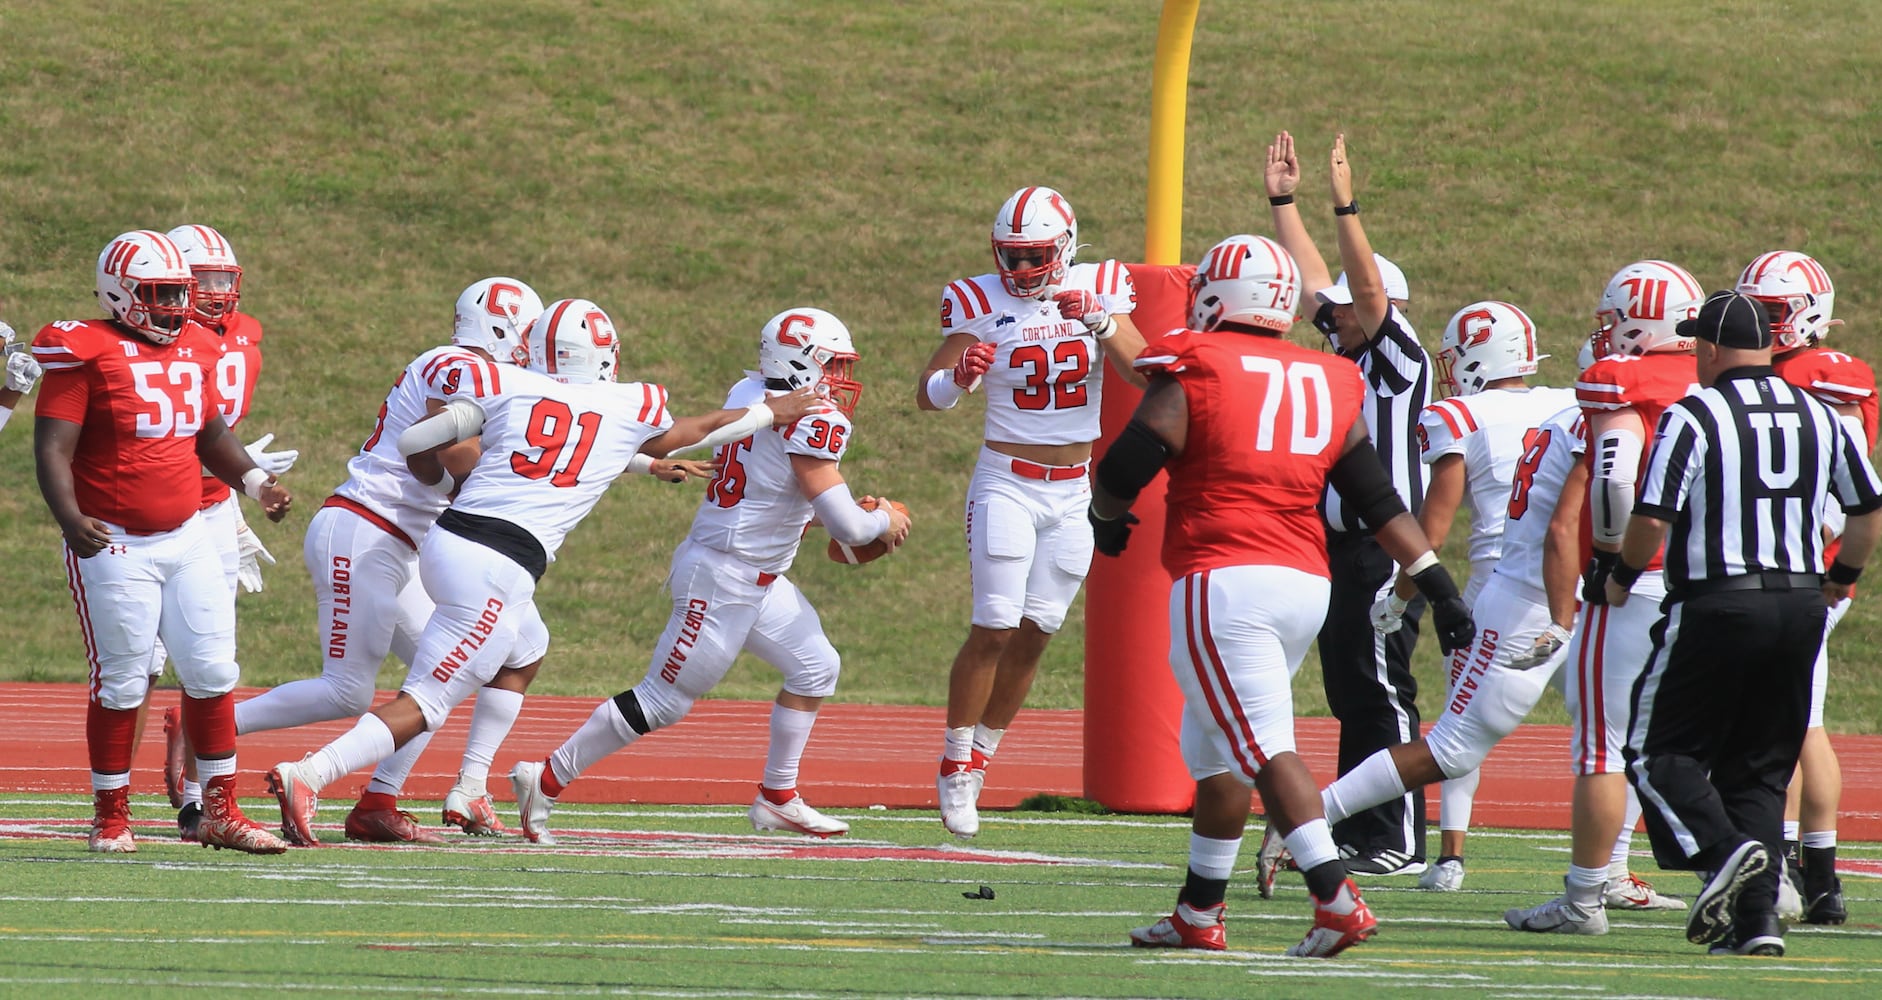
509, 760, 558, 846
1418, 858, 1466, 892
442, 784, 507, 836
1605, 872, 1687, 911
937, 766, 982, 839
1776, 870, 1804, 925
1505, 895, 1609, 935
1256, 823, 1290, 899
749, 791, 849, 838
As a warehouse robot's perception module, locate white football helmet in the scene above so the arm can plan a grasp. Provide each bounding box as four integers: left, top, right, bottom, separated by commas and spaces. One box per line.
990, 186, 1077, 299
524, 299, 618, 384
96, 230, 197, 345
1438, 301, 1546, 396
758, 307, 861, 417
1576, 332, 1607, 371
1186, 234, 1301, 333
1736, 251, 1838, 352
454, 277, 544, 362
165, 225, 242, 329
1593, 259, 1703, 356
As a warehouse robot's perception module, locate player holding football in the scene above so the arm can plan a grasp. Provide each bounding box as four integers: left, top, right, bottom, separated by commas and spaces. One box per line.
1740, 250, 1875, 925
1506, 259, 1706, 935
34, 229, 292, 854
915, 185, 1144, 838
510, 307, 911, 844
267, 299, 823, 846
1092, 226, 1476, 956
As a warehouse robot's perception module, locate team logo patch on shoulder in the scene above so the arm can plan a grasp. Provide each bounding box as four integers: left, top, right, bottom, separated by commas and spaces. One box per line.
996, 314, 1017, 327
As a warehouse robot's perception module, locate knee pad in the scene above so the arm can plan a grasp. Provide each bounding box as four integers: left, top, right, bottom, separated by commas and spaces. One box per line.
629, 679, 694, 732
783, 649, 841, 700
319, 668, 379, 717
95, 672, 152, 712
177, 659, 240, 699
1424, 724, 1485, 779
612, 690, 652, 735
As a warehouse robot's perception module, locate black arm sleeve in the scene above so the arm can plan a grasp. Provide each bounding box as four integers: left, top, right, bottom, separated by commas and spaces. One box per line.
1094, 419, 1173, 503
1327, 438, 1409, 530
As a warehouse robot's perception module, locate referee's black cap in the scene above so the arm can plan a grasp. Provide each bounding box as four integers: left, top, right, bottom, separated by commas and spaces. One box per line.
1678, 290, 1773, 349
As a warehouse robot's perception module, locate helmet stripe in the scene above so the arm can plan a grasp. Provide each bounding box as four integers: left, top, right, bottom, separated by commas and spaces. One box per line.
540, 299, 576, 374
1009, 187, 1037, 234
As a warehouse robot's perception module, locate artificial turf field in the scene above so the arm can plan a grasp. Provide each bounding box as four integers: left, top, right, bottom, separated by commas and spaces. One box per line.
2, 794, 1877, 999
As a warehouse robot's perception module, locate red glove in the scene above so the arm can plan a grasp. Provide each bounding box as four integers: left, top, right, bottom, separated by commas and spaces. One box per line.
1053, 289, 1117, 340
953, 341, 996, 389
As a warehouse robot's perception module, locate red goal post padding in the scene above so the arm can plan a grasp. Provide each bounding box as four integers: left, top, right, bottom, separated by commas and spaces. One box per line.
1083, 263, 1197, 813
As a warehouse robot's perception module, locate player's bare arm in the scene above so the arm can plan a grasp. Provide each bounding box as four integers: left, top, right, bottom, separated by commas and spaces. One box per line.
1091, 373, 1187, 522
1826, 505, 1881, 604
33, 416, 112, 556
1543, 461, 1591, 629
1096, 313, 1150, 389
793, 453, 912, 548
1391, 453, 1464, 601
1265, 130, 1336, 296
1329, 134, 1390, 338
1605, 511, 1672, 608
917, 333, 990, 410
648, 385, 824, 457
197, 413, 292, 522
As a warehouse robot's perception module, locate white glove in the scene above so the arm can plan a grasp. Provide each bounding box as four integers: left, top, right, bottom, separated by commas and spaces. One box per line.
244, 432, 300, 476
1370, 591, 1410, 635
5, 348, 42, 394
233, 515, 276, 594
1508, 623, 1571, 670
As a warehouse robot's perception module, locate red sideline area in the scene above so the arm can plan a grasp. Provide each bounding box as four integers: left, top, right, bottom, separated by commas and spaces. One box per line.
4, 682, 1880, 839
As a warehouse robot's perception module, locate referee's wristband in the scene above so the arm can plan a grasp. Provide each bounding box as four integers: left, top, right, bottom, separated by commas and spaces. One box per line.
1827, 560, 1863, 586
1610, 559, 1645, 589
1268, 194, 1294, 207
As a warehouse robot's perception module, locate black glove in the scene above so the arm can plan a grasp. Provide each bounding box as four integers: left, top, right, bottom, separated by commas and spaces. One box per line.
1410, 562, 1476, 655
1581, 550, 1619, 606
1088, 508, 1140, 557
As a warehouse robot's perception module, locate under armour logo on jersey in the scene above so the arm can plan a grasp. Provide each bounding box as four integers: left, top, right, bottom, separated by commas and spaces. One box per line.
236, 336, 251, 346
175, 347, 194, 358
106, 544, 128, 556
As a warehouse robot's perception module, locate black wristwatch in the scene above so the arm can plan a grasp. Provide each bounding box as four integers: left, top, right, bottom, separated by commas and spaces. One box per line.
1334, 200, 1360, 217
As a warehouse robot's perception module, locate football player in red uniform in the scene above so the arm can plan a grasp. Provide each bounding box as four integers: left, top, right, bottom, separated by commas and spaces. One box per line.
1091, 216, 1474, 956
33, 230, 292, 854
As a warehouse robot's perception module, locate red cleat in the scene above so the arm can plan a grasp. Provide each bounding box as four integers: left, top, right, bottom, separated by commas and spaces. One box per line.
198, 776, 287, 855
346, 799, 445, 844
1129, 902, 1227, 951
1286, 880, 1378, 958
88, 786, 136, 854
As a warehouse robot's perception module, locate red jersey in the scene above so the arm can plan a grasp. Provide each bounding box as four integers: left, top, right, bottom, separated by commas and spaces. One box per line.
1774, 346, 1877, 448
33, 320, 227, 534
1575, 352, 1700, 571
196, 311, 266, 507
1135, 330, 1366, 578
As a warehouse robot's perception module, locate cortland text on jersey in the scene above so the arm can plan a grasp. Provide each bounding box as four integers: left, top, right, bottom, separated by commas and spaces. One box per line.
1022, 320, 1086, 343
657, 598, 710, 685
431, 599, 507, 683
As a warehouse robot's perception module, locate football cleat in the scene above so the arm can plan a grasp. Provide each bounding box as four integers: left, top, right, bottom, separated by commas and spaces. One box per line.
1418, 858, 1466, 892
1776, 869, 1804, 924
1707, 912, 1785, 957
1286, 881, 1378, 958
266, 760, 321, 847
442, 784, 508, 836
1256, 824, 1290, 899
161, 707, 187, 809
1129, 902, 1227, 951
88, 786, 136, 853
1688, 841, 1768, 945
176, 801, 203, 844
1605, 872, 1687, 911
937, 762, 982, 839
345, 801, 445, 844
749, 790, 849, 838
510, 760, 559, 846
1505, 895, 1609, 935
199, 776, 288, 854
1341, 846, 1426, 878
1804, 879, 1847, 926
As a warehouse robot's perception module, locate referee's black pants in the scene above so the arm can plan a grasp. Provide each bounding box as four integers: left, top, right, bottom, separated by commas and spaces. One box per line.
1623, 586, 1824, 919
1319, 530, 1427, 858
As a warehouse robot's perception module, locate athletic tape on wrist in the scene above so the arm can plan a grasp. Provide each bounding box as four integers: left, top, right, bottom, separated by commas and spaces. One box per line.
241, 468, 271, 501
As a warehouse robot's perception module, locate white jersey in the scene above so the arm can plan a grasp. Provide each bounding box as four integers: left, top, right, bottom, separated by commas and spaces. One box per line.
940, 260, 1136, 446
688, 376, 854, 575
1417, 385, 1578, 567
451, 368, 675, 562
334, 345, 508, 543
1489, 406, 1587, 591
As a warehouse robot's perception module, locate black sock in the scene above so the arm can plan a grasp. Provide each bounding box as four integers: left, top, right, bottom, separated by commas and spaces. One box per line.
1180, 867, 1228, 910
1784, 839, 1801, 866
1436, 854, 1463, 867
1803, 845, 1837, 896
1304, 860, 1347, 904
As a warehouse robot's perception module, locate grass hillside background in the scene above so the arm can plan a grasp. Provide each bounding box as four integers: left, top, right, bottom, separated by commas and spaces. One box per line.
1, 1, 1878, 731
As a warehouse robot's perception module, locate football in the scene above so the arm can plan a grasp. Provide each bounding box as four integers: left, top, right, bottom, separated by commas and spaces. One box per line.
827, 498, 907, 565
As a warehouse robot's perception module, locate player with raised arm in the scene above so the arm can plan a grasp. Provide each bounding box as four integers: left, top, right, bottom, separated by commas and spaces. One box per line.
510, 308, 911, 844
1, 314, 46, 430
266, 299, 822, 846
915, 186, 1144, 838
1093, 232, 1475, 957
34, 230, 291, 854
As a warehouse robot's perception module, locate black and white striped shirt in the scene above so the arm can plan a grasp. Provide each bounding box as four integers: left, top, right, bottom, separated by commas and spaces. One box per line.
1323, 305, 1433, 533
1635, 366, 1882, 587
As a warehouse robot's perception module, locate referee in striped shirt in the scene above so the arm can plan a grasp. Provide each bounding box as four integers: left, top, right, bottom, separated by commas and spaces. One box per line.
1600, 290, 1882, 957
1268, 131, 1435, 874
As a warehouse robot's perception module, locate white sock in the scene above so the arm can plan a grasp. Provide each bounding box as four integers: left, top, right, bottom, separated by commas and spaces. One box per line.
1783, 820, 1801, 841
549, 699, 639, 788
972, 724, 1004, 759
91, 771, 131, 792
461, 687, 526, 786
1567, 864, 1608, 907
1802, 830, 1837, 849
182, 779, 202, 808
235, 677, 359, 734
1284, 817, 1340, 873
1438, 767, 1480, 833
307, 713, 397, 792
943, 725, 975, 763
195, 755, 236, 781
1609, 786, 1645, 878
763, 704, 818, 791
1187, 832, 1243, 880
366, 728, 434, 797
1322, 749, 1407, 826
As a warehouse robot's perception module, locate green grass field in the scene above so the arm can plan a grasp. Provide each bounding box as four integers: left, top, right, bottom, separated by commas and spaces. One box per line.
2, 1, 1880, 729
1, 793, 1877, 998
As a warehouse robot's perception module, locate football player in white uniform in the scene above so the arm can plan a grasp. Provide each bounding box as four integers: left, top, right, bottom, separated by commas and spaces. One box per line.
264, 297, 795, 846
915, 186, 1143, 837
510, 308, 911, 843
1360, 301, 1576, 888
1, 316, 47, 429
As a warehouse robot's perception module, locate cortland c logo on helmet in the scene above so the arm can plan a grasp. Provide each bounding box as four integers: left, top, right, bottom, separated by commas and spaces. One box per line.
1456, 309, 1497, 349
431, 598, 507, 682
772, 313, 816, 348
